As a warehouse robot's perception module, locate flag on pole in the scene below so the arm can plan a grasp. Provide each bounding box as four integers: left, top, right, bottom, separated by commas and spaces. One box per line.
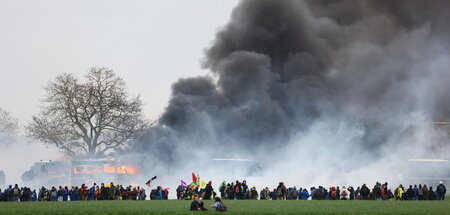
145, 176, 157, 187
192, 173, 197, 185
181, 180, 187, 188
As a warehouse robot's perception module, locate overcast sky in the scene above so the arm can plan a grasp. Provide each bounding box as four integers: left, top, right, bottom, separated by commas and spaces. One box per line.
0, 0, 238, 126
0, 0, 238, 184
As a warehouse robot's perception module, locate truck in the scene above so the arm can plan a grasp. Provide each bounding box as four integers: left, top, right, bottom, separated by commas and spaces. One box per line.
70, 158, 135, 186
21, 158, 138, 187
21, 160, 68, 187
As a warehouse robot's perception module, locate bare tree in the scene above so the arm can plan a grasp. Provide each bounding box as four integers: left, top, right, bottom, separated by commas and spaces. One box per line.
0, 107, 19, 143
26, 67, 148, 157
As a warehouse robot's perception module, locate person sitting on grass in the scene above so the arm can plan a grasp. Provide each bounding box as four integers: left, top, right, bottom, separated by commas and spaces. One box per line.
190, 195, 207, 211
212, 197, 227, 212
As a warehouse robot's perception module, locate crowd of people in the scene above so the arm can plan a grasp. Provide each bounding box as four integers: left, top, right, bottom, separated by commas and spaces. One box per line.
0, 180, 446, 202
177, 180, 447, 201
0, 183, 163, 202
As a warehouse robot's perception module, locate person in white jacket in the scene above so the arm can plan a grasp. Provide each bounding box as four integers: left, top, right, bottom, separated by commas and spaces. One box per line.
341, 186, 349, 200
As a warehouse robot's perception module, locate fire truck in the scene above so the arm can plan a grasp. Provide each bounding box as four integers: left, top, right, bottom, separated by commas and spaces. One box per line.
22, 158, 138, 186
70, 158, 136, 185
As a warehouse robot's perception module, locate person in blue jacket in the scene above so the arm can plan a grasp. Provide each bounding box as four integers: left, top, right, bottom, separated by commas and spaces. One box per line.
88, 183, 96, 200
63, 186, 69, 201
31, 189, 37, 201
300, 189, 309, 200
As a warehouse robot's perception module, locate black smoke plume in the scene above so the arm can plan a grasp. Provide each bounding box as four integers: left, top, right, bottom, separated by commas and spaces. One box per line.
129, 0, 450, 184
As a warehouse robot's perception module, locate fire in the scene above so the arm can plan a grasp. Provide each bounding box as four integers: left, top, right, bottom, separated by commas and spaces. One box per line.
73, 166, 101, 174
103, 165, 116, 173
121, 165, 138, 175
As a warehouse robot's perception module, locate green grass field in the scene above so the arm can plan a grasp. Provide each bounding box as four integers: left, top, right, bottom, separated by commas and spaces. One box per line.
0, 199, 449, 215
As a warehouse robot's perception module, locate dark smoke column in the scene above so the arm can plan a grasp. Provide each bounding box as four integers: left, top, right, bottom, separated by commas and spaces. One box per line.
135, 0, 450, 170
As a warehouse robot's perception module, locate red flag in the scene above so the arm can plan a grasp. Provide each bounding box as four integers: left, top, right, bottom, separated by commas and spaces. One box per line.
145, 176, 157, 187
192, 173, 197, 184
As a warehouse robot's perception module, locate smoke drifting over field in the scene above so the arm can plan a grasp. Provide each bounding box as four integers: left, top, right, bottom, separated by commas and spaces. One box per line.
130, 0, 450, 187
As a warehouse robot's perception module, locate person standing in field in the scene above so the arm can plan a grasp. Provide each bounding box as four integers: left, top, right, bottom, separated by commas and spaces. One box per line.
81, 184, 89, 200
12, 184, 20, 202
360, 184, 370, 200
234, 181, 241, 200
57, 186, 64, 201
381, 183, 388, 200
63, 186, 69, 201
226, 183, 235, 200
241, 180, 249, 199
413, 185, 419, 200
204, 181, 213, 200
276, 182, 287, 200
436, 181, 446, 200
418, 184, 424, 200
219, 182, 226, 199
88, 183, 96, 200
341, 186, 348, 200
49, 186, 57, 201
250, 186, 258, 199
428, 187, 436, 200
260, 187, 270, 200
300, 189, 309, 200
355, 187, 361, 200
347, 186, 355, 200
406, 185, 414, 200
109, 183, 117, 200
395, 185, 403, 200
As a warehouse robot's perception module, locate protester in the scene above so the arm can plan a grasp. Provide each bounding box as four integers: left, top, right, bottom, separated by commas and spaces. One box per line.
204, 181, 213, 200
395, 184, 404, 200
211, 197, 227, 212
428, 187, 436, 200
341, 186, 348, 200
190, 195, 207, 211
276, 182, 287, 200
250, 186, 259, 200
360, 184, 370, 200
300, 189, 309, 200
260, 187, 270, 200
436, 181, 446, 200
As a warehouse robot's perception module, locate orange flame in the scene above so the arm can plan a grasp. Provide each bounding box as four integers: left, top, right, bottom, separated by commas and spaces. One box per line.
121, 165, 138, 175
103, 166, 116, 173
73, 166, 101, 174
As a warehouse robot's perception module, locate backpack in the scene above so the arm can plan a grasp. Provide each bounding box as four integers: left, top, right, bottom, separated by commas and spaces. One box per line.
13, 188, 20, 196
331, 190, 337, 199
219, 203, 228, 212
276, 189, 283, 197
